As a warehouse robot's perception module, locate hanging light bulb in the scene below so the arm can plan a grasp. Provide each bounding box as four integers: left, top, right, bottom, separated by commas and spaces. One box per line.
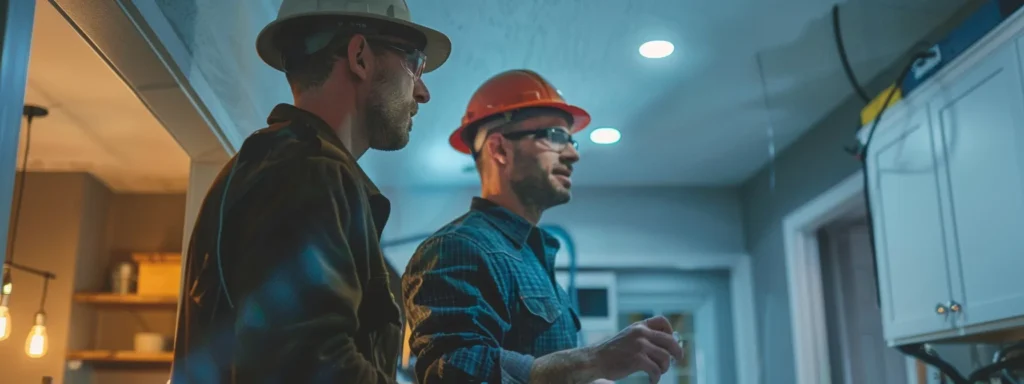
2, 266, 12, 298
0, 268, 11, 341
25, 311, 48, 358
0, 305, 11, 341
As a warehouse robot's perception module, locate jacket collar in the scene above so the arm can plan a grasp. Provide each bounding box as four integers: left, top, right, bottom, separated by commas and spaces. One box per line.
266, 104, 390, 233
266, 104, 382, 197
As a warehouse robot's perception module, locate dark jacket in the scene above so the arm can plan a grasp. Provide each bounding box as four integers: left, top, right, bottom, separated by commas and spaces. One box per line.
170, 104, 401, 384
403, 198, 581, 384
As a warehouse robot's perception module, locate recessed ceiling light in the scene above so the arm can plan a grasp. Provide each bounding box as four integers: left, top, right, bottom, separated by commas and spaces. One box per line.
590, 127, 621, 144
639, 40, 674, 59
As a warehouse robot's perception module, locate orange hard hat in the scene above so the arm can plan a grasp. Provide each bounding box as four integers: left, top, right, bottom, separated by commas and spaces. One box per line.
449, 69, 591, 154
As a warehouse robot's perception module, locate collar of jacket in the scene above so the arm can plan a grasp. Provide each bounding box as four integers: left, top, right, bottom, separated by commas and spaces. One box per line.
266, 103, 382, 196
265, 104, 391, 234
470, 197, 560, 251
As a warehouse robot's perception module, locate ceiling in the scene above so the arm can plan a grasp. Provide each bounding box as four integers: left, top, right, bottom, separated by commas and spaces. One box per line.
25, 0, 971, 191
355, 0, 968, 187
19, 0, 190, 193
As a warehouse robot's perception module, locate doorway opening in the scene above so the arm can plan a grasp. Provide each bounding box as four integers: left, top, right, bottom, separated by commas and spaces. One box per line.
817, 208, 914, 384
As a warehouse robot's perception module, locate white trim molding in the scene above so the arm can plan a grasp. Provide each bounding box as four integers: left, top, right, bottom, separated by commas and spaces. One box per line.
783, 171, 864, 384
729, 255, 759, 384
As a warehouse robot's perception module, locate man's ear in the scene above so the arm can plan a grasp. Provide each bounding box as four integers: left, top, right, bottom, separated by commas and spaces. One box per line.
346, 34, 372, 81
486, 135, 510, 166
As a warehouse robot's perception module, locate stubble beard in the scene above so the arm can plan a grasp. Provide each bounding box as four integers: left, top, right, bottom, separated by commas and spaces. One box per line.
365, 69, 413, 151
509, 148, 571, 214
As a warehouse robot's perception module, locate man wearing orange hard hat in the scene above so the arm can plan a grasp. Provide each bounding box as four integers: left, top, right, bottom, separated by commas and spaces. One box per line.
402, 70, 683, 383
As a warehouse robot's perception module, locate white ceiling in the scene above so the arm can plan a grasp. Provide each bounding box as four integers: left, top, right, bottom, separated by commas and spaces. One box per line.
355, 0, 968, 187
19, 0, 190, 193
26, 0, 970, 191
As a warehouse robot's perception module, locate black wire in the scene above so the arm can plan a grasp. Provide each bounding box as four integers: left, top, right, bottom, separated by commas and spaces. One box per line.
995, 342, 1024, 384
898, 344, 969, 383
38, 276, 48, 311
832, 4, 871, 103
966, 350, 1024, 382
6, 115, 33, 265
832, 1, 891, 309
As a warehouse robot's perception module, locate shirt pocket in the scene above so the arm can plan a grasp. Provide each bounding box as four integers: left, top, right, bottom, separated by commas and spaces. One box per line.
520, 294, 563, 324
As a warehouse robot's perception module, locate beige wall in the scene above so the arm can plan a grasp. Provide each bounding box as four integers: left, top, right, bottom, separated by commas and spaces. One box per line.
1, 172, 108, 383
0, 172, 185, 384
91, 193, 183, 384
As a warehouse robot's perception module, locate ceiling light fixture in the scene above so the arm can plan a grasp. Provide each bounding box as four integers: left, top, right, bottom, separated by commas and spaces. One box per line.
639, 40, 674, 59
590, 128, 621, 145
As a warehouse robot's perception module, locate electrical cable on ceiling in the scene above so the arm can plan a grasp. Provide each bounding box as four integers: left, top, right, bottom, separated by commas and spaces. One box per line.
832, 4, 871, 104
831, 6, 1024, 382
831, 3, 888, 311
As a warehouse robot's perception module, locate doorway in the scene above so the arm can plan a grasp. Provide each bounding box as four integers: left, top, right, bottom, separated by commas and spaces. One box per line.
781, 172, 921, 384
818, 219, 909, 384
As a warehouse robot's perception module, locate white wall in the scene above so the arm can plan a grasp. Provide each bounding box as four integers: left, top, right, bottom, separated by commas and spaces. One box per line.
379, 186, 747, 273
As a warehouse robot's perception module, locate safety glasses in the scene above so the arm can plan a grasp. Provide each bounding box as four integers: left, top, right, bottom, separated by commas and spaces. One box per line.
367, 38, 427, 79
501, 127, 578, 153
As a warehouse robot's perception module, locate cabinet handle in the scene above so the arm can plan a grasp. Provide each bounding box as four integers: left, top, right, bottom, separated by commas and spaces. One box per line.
936, 303, 949, 315
949, 301, 962, 313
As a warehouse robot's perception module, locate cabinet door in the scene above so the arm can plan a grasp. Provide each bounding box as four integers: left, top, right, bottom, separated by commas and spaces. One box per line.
866, 103, 955, 342
928, 39, 1024, 328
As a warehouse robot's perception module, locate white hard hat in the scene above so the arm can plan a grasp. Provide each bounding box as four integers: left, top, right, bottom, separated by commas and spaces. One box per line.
256, 0, 451, 73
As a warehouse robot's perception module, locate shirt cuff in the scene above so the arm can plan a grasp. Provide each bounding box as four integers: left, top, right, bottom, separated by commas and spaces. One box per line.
500, 349, 535, 384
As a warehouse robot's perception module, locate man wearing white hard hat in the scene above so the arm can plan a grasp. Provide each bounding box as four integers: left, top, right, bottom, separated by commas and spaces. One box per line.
170, 0, 450, 383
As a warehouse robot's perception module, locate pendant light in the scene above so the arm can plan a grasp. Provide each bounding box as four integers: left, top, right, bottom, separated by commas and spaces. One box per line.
1, 104, 57, 357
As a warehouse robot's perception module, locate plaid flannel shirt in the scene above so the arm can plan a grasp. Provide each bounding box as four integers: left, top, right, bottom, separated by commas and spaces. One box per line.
403, 198, 581, 384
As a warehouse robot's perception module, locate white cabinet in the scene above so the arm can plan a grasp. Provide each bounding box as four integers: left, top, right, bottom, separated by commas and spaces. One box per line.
866, 31, 1024, 345
866, 98, 955, 342
930, 38, 1024, 328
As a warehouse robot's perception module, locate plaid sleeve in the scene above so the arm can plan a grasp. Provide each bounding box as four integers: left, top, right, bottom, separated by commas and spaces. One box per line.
402, 233, 533, 384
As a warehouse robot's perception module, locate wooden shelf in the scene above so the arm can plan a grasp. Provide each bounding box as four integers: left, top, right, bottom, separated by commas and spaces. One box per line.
73, 293, 177, 306
67, 350, 173, 363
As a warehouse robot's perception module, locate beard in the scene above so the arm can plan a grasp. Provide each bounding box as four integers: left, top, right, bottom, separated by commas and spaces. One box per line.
509, 148, 571, 211
365, 68, 414, 151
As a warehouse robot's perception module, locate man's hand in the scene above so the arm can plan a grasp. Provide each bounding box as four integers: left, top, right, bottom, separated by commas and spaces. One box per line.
583, 316, 685, 384
530, 316, 684, 384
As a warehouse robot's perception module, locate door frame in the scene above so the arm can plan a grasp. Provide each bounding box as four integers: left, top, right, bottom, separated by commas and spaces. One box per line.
783, 171, 920, 384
